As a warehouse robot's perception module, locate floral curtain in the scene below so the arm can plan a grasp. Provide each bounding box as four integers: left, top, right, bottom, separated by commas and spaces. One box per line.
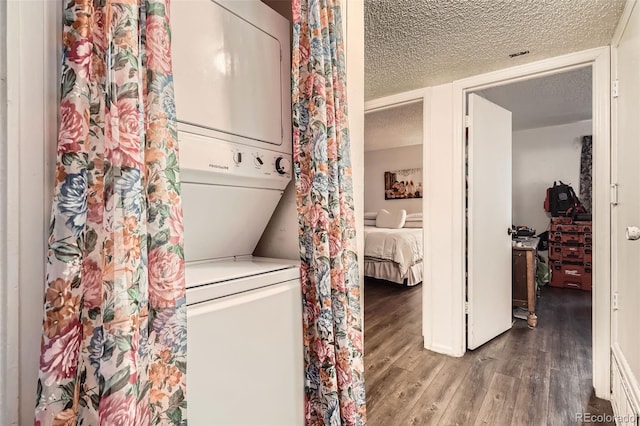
579, 135, 593, 213
35, 0, 187, 424
291, 0, 367, 424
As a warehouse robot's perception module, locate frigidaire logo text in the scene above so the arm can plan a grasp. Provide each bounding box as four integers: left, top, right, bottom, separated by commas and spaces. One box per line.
209, 164, 229, 170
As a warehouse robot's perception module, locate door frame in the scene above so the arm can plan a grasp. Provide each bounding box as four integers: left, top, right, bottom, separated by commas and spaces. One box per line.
364, 87, 430, 346
451, 46, 611, 398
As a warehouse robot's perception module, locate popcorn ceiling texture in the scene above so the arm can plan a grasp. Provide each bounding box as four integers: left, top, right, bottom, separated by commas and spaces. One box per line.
365, 0, 625, 100
476, 66, 593, 131
364, 101, 423, 151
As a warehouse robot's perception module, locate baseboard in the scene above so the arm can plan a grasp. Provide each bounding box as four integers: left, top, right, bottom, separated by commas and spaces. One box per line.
611, 344, 640, 425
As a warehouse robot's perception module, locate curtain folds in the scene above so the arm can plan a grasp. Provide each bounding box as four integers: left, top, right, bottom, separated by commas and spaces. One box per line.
579, 135, 593, 213
291, 0, 367, 424
35, 0, 187, 424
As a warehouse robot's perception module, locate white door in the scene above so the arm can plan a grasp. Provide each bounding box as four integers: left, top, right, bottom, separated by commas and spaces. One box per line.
467, 94, 513, 350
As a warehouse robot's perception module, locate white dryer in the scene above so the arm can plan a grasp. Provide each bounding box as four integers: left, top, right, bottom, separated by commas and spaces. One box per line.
171, 1, 303, 424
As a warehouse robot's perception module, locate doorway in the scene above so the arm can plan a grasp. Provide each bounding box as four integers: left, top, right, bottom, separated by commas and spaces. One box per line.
362, 100, 425, 420
466, 66, 594, 348
451, 47, 611, 397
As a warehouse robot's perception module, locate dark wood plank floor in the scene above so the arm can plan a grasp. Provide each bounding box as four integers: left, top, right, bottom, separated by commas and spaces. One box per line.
364, 279, 614, 426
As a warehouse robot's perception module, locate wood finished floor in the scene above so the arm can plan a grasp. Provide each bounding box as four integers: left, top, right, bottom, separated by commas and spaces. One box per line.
364, 279, 614, 426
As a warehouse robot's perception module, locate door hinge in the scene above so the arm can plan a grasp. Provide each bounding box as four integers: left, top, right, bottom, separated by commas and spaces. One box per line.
611, 183, 619, 206
464, 115, 470, 128
464, 301, 469, 314
612, 80, 619, 98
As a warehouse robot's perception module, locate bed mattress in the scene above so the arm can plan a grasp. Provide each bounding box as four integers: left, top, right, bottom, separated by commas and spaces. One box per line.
363, 226, 423, 276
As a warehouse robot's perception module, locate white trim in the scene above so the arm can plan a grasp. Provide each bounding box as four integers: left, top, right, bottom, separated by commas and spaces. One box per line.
2, 1, 60, 422
3, 0, 20, 424
451, 83, 467, 358
421, 82, 465, 357
344, 0, 366, 322
0, 0, 13, 424
421, 87, 433, 351
611, 0, 638, 48
612, 344, 640, 416
610, 37, 620, 356
364, 88, 426, 113
451, 46, 612, 397
591, 46, 612, 400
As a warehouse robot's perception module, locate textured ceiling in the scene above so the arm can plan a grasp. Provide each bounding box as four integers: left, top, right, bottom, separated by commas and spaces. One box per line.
365, 0, 625, 100
364, 67, 592, 150
364, 101, 423, 151
476, 66, 592, 131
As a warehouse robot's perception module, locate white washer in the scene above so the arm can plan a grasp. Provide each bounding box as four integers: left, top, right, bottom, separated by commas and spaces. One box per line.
178, 134, 303, 426
186, 258, 303, 426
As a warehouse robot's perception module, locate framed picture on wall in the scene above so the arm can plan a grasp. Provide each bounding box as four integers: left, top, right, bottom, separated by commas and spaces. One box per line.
384, 168, 423, 199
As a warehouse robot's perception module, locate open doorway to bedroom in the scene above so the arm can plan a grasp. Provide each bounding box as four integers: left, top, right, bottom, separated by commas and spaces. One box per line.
464, 66, 595, 348
362, 100, 425, 420
461, 65, 605, 417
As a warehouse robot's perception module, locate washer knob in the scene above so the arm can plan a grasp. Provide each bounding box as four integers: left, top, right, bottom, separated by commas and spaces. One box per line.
233, 152, 242, 164
275, 157, 290, 175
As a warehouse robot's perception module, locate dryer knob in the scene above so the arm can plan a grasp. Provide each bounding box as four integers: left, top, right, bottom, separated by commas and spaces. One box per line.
233, 152, 242, 164
275, 157, 290, 175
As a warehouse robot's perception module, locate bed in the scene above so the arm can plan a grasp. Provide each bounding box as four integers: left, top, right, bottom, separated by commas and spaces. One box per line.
363, 225, 423, 286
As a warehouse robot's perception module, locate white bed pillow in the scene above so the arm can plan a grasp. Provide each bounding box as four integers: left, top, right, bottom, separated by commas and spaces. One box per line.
364, 219, 377, 226
376, 209, 406, 229
405, 212, 423, 221
364, 211, 378, 220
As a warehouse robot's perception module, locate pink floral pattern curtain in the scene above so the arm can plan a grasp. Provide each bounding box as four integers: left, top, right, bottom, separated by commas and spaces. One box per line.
35, 0, 187, 424
291, 0, 367, 424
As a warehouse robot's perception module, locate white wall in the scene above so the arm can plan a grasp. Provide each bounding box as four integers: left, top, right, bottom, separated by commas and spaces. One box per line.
254, 181, 300, 260
611, 0, 640, 415
364, 145, 423, 214
422, 83, 465, 356
345, 1, 365, 306
3, 1, 59, 423
512, 120, 592, 235
0, 0, 9, 423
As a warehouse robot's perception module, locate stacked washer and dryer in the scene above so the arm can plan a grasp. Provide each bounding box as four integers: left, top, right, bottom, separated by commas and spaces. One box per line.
171, 1, 304, 424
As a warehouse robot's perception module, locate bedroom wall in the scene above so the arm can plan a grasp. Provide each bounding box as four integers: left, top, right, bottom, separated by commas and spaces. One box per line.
364, 145, 423, 214
512, 120, 592, 235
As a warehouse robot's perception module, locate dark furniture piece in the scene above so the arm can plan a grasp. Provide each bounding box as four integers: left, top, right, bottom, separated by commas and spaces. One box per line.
512, 237, 540, 328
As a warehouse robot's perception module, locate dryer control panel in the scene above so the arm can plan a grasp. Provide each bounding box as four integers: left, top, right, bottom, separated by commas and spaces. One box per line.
179, 131, 292, 191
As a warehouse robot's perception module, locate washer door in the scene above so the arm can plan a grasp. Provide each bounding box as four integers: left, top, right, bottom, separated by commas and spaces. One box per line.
187, 278, 303, 425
